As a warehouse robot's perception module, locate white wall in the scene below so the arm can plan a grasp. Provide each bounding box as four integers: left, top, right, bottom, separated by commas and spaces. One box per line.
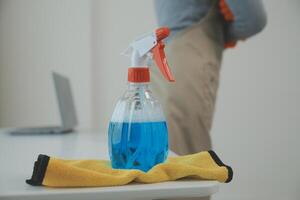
211, 0, 300, 199
91, 0, 157, 131
0, 0, 92, 128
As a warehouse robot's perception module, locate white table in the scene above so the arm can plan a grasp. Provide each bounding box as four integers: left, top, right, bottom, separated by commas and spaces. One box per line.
0, 129, 219, 200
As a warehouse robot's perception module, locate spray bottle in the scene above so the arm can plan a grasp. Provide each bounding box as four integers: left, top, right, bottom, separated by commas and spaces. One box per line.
108, 27, 174, 172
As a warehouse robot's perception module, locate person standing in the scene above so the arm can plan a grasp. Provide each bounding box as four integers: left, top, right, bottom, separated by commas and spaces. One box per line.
152, 0, 267, 157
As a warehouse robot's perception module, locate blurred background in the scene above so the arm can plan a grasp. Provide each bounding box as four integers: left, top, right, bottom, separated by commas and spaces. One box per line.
0, 0, 299, 199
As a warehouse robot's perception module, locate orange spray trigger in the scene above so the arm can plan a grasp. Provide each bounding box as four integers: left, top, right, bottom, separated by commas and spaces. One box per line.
152, 41, 175, 82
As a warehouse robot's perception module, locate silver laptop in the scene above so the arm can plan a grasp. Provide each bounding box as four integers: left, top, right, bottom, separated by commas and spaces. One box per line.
10, 72, 78, 134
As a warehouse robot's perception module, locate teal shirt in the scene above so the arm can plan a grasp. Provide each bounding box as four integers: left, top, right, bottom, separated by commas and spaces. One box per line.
154, 0, 267, 43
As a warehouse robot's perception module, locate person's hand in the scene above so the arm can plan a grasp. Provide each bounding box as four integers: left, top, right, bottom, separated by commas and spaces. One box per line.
219, 0, 237, 48
219, 0, 267, 48
219, 0, 234, 22
224, 41, 237, 49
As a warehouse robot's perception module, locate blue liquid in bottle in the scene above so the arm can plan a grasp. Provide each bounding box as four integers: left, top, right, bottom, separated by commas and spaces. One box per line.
108, 121, 168, 172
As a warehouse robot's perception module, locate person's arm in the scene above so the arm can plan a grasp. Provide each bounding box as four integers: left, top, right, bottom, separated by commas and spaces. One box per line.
219, 0, 267, 47
154, 0, 212, 42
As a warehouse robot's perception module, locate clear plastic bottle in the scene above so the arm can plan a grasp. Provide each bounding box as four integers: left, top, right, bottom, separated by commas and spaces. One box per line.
108, 83, 168, 172
108, 27, 174, 172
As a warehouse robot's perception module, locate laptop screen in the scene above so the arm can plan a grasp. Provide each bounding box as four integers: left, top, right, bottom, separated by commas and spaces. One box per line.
52, 72, 78, 130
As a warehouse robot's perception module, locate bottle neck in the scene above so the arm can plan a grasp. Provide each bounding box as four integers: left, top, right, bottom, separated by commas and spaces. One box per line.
127, 82, 150, 90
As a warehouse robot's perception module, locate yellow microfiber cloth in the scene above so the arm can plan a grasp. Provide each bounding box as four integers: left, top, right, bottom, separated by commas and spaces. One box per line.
26, 150, 232, 187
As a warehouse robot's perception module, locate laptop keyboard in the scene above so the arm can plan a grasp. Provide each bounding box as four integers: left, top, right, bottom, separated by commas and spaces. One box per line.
10, 127, 65, 134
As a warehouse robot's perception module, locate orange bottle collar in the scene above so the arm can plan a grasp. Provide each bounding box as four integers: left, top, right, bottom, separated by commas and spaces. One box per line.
128, 67, 150, 83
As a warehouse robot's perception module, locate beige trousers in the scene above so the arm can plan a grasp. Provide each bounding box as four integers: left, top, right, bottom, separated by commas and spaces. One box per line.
151, 5, 224, 200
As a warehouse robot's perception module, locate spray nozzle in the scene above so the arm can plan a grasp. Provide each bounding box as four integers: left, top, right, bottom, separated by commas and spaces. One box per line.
123, 27, 175, 82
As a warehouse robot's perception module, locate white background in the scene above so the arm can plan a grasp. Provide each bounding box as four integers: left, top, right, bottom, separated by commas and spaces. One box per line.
0, 0, 299, 199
